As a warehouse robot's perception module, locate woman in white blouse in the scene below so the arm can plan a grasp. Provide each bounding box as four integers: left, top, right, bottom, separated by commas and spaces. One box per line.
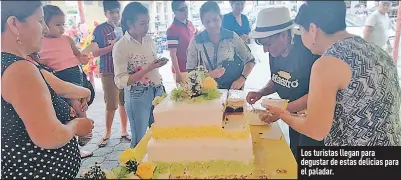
112, 2, 167, 148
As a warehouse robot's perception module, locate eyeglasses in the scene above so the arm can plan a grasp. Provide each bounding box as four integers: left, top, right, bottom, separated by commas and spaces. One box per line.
255, 34, 280, 46
175, 6, 188, 12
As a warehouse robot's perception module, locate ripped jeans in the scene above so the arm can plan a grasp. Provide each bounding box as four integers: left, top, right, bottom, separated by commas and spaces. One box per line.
124, 84, 165, 148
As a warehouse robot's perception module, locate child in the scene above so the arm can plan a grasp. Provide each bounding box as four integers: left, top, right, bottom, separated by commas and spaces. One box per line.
40, 5, 90, 118
40, 5, 92, 147
27, 53, 93, 149
27, 53, 89, 119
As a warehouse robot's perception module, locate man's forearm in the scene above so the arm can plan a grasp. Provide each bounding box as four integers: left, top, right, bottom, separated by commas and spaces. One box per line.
241, 61, 255, 78
363, 31, 370, 41
169, 53, 181, 73
259, 80, 276, 96
363, 26, 372, 41
92, 45, 113, 57
287, 94, 308, 113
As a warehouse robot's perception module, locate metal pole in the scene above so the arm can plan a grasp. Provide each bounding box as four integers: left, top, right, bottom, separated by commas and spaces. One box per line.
392, 3, 401, 63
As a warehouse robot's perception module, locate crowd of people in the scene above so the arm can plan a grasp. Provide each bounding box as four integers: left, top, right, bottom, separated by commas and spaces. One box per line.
1, 0, 400, 179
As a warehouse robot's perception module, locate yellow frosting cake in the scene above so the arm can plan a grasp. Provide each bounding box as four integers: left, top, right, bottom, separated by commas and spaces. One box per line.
84, 68, 264, 180
226, 89, 246, 109
148, 88, 255, 178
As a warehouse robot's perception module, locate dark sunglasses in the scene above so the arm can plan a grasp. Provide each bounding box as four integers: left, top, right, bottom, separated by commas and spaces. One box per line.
175, 6, 188, 12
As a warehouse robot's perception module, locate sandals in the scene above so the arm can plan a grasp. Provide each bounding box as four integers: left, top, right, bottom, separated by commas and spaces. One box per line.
80, 150, 93, 159
98, 135, 131, 148
98, 138, 109, 148
120, 135, 131, 142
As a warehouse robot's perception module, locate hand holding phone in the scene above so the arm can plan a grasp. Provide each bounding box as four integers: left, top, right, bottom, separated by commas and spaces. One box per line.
156, 57, 169, 63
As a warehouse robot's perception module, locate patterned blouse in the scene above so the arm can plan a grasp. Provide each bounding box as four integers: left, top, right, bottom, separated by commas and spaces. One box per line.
186, 28, 255, 71
113, 33, 163, 89
323, 36, 401, 146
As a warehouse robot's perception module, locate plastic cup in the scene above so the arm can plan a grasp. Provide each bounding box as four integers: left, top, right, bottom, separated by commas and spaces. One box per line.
114, 27, 123, 38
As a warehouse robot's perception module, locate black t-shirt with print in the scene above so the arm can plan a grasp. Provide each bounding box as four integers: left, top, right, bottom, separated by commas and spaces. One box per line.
269, 35, 320, 102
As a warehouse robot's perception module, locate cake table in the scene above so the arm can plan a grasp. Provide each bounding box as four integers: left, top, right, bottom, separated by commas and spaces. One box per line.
131, 114, 297, 179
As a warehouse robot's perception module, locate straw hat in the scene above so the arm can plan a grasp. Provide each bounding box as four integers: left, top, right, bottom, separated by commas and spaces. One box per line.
249, 7, 297, 39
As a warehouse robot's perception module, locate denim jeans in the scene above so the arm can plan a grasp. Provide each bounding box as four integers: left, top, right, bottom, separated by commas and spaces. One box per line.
124, 84, 165, 148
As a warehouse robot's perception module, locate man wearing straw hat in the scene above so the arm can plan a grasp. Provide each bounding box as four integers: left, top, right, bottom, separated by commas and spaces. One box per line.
245, 7, 323, 159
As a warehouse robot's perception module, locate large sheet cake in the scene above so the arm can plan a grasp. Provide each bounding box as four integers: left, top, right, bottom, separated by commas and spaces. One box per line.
147, 89, 255, 178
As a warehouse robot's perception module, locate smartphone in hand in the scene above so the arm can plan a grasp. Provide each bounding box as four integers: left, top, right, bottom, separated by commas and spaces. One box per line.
156, 57, 169, 63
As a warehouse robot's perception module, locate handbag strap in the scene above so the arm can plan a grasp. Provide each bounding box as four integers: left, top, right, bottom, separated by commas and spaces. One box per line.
197, 50, 202, 67
202, 44, 216, 70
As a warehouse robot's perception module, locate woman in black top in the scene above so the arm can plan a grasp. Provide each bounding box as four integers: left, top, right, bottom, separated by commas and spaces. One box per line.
222, 1, 251, 43
246, 7, 323, 160
1, 1, 93, 179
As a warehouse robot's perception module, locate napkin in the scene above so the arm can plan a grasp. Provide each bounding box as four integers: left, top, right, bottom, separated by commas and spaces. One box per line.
260, 122, 283, 140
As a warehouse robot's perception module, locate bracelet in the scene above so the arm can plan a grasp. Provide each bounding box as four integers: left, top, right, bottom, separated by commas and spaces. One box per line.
241, 74, 247, 80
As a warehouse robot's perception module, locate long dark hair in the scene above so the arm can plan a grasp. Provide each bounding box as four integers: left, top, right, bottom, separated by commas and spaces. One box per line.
121, 2, 149, 33
1, 1, 42, 32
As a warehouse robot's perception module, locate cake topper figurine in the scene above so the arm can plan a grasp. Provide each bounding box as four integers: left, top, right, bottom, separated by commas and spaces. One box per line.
169, 65, 220, 102
183, 70, 203, 98
197, 65, 206, 81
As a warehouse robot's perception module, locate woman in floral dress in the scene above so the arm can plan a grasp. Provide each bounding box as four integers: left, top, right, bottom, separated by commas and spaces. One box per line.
113, 2, 168, 148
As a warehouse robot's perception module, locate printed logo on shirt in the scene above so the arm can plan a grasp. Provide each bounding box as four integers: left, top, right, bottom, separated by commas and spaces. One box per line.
272, 71, 299, 88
